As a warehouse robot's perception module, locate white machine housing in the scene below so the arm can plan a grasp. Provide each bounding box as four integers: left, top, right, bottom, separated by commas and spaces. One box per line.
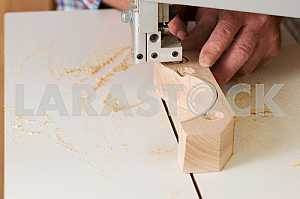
122, 0, 300, 64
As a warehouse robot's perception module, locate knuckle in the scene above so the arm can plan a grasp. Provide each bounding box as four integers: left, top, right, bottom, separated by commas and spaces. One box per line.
221, 22, 236, 36
257, 15, 269, 24
219, 18, 240, 36
236, 42, 253, 59
218, 11, 241, 32
246, 15, 270, 28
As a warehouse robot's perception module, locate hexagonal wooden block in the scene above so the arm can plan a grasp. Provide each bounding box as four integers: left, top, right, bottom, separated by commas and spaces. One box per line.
154, 51, 235, 173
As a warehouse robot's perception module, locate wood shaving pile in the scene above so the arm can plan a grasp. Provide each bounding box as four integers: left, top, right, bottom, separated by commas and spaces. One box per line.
53, 47, 130, 77
50, 47, 132, 91
12, 115, 51, 136
55, 128, 80, 153
87, 47, 130, 75
102, 93, 144, 113
94, 53, 131, 90
103, 94, 123, 112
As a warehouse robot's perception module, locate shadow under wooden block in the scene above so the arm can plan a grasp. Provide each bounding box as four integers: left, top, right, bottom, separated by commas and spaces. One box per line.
154, 51, 235, 173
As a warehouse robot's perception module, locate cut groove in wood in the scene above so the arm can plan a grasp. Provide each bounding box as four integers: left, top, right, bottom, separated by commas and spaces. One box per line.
162, 99, 203, 199
162, 99, 179, 142
154, 51, 235, 173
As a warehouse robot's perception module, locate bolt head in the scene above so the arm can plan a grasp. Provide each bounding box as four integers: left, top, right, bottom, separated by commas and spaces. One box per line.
121, 11, 132, 23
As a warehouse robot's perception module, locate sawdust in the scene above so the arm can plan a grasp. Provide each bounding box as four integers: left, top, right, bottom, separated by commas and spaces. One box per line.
88, 47, 130, 75
8, 111, 105, 174
292, 160, 300, 167
94, 53, 131, 90
8, 47, 145, 176
49, 46, 131, 89
103, 94, 123, 112
150, 148, 176, 156
5, 106, 53, 139
102, 93, 144, 113
51, 47, 130, 78
12, 115, 51, 136
55, 128, 80, 153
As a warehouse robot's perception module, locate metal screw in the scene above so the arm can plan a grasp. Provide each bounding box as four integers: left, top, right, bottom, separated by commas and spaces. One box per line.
150, 34, 159, 43
121, 10, 132, 23
137, 54, 143, 60
172, 51, 179, 57
151, 52, 158, 59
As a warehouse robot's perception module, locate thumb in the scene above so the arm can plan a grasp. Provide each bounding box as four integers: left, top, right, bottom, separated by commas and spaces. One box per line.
168, 15, 188, 40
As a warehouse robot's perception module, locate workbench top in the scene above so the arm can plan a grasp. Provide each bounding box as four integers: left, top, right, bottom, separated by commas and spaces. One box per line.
5, 10, 197, 199
4, 10, 300, 199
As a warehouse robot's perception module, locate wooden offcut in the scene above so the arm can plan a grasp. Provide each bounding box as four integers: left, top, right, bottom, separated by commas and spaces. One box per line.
154, 52, 235, 173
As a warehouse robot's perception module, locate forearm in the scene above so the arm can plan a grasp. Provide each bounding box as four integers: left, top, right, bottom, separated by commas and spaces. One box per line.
102, 0, 129, 10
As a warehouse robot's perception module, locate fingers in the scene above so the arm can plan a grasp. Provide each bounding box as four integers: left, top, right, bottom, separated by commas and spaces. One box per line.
182, 8, 218, 50
239, 22, 281, 75
182, 19, 216, 50
266, 25, 281, 58
169, 8, 219, 49
199, 12, 242, 67
212, 28, 258, 84
168, 15, 188, 40
238, 45, 264, 75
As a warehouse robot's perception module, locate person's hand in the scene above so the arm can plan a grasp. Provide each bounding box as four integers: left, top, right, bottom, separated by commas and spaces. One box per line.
168, 8, 282, 85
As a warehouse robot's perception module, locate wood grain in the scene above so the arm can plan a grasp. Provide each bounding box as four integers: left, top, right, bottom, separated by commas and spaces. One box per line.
154, 52, 235, 173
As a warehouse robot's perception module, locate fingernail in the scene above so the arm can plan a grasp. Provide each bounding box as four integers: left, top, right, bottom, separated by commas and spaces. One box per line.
199, 53, 213, 68
177, 30, 187, 40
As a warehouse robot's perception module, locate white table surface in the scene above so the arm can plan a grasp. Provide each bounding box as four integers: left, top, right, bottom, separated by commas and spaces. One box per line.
5, 9, 300, 199
4, 10, 198, 199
